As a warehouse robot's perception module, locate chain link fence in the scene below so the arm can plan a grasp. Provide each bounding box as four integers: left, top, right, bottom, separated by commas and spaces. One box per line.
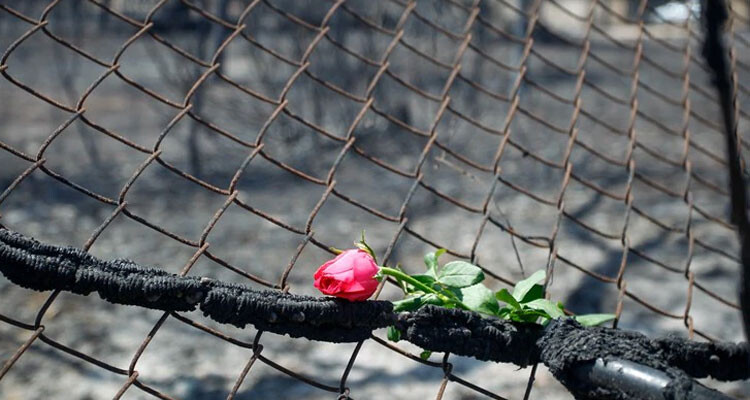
0, 0, 749, 398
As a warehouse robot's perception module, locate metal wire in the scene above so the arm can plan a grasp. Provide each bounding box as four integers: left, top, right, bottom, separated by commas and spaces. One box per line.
0, 0, 748, 399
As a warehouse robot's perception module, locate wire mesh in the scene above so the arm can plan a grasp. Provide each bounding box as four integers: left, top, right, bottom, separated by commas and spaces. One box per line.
0, 0, 748, 398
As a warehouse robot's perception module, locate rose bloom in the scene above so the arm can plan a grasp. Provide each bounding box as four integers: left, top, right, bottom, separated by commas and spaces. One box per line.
313, 249, 379, 301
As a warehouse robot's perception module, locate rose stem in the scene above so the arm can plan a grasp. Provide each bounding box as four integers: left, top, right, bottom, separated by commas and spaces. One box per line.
379, 267, 472, 311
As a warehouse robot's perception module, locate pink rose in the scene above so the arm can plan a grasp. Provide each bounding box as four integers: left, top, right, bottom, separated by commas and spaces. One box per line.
313, 249, 380, 301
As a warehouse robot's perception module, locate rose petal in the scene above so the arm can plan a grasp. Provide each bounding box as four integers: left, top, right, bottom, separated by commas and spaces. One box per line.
313, 253, 346, 279
337, 288, 372, 301
317, 252, 359, 275
342, 280, 366, 292
313, 249, 380, 301
318, 276, 345, 295
328, 269, 354, 281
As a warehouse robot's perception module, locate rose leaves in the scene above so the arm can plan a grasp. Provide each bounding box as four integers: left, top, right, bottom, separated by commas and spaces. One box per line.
390, 251, 614, 328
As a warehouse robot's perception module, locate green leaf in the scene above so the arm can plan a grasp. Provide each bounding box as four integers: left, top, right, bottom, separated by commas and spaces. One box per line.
392, 294, 441, 312
519, 284, 544, 303
420, 350, 432, 360
387, 326, 401, 342
391, 265, 410, 293
512, 270, 546, 302
574, 313, 616, 327
495, 288, 522, 310
505, 313, 519, 322
437, 261, 484, 288
395, 277, 408, 293
507, 308, 548, 323
423, 249, 446, 278
411, 274, 438, 289
421, 293, 443, 306
521, 311, 548, 323
523, 299, 565, 319
458, 284, 499, 316
392, 296, 425, 312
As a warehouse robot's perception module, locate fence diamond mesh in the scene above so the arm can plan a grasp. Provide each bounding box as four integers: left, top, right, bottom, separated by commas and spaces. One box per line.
0, 0, 749, 398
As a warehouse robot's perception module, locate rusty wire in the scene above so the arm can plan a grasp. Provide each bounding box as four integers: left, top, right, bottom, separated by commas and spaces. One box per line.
0, 0, 748, 399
